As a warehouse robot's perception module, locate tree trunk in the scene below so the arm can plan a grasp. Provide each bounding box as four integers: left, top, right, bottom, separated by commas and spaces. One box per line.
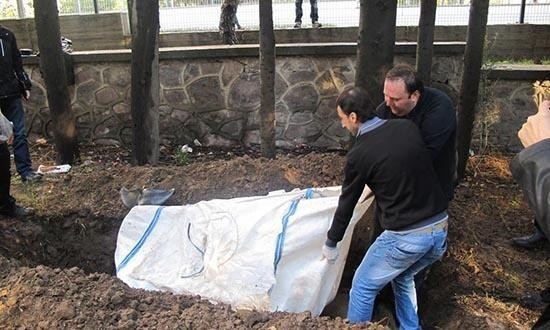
33, 0, 79, 165
456, 0, 490, 179
219, 0, 239, 45
130, 0, 160, 165
259, 0, 276, 159
355, 0, 397, 105
416, 0, 437, 85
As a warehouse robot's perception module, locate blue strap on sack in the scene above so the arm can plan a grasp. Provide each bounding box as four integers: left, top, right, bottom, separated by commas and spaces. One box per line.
116, 206, 165, 273
273, 188, 314, 274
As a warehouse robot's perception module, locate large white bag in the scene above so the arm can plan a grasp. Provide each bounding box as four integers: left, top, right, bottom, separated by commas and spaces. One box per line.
115, 186, 373, 316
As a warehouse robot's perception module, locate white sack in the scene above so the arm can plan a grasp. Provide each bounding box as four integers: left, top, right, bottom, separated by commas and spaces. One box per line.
115, 186, 373, 316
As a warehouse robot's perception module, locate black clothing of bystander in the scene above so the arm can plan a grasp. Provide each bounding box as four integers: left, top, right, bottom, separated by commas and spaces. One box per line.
0, 24, 39, 183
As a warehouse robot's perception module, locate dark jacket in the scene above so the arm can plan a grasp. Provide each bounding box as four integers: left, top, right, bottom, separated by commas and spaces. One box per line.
327, 119, 448, 244
510, 138, 550, 240
0, 25, 31, 99
376, 87, 457, 201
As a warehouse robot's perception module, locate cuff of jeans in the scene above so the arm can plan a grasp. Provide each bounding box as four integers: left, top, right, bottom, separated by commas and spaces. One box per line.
325, 239, 337, 248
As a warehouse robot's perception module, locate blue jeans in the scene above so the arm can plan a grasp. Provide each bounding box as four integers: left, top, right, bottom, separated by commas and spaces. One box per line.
295, 0, 319, 23
347, 218, 448, 329
0, 97, 33, 177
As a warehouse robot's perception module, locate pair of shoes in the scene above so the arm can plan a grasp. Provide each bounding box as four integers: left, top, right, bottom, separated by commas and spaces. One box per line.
312, 22, 322, 28
21, 171, 42, 183
0, 205, 34, 218
511, 230, 547, 249
294, 22, 301, 28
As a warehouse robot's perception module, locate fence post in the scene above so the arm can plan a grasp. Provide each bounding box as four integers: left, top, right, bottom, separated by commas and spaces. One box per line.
93, 0, 99, 13
519, 0, 526, 23
16, 0, 25, 18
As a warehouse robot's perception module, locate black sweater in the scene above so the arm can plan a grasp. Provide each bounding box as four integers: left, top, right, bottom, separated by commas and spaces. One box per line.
327, 119, 448, 244
376, 87, 456, 201
0, 25, 31, 99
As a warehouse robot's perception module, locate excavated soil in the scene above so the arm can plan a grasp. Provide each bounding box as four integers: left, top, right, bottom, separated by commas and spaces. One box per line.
0, 142, 548, 329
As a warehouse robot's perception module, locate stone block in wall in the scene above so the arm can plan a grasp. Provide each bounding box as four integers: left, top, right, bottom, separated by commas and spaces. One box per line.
228, 72, 261, 112
283, 84, 319, 113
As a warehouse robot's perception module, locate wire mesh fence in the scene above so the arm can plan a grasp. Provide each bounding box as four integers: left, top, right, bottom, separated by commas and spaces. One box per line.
1, 0, 548, 31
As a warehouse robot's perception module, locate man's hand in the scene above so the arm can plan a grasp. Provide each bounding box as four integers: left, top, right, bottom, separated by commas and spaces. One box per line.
22, 90, 30, 101
7, 134, 13, 145
518, 100, 550, 148
322, 244, 338, 264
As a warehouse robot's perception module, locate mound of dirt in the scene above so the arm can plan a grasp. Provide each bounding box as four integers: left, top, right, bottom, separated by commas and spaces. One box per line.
0, 142, 548, 329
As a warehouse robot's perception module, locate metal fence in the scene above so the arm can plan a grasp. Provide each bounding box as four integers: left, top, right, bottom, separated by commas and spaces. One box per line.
1, 0, 548, 31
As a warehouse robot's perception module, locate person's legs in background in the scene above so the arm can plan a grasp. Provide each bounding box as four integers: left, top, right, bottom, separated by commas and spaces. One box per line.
294, 0, 303, 28
0, 97, 41, 183
0, 142, 32, 218
310, 0, 322, 27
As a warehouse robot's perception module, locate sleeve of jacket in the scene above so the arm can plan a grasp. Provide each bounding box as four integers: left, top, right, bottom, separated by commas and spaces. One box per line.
10, 30, 32, 90
510, 138, 550, 240
327, 152, 367, 246
420, 92, 456, 161
0, 110, 13, 142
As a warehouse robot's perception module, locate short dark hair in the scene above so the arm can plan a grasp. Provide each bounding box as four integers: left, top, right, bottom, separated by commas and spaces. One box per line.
385, 63, 424, 95
336, 87, 377, 122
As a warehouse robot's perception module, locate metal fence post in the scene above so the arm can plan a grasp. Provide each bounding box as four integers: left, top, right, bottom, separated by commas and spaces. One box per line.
16, 0, 26, 18
520, 0, 526, 23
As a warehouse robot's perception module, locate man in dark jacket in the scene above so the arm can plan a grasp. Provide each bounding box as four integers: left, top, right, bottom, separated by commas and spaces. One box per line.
509, 99, 550, 329
0, 108, 33, 217
0, 24, 41, 183
322, 87, 449, 328
510, 99, 549, 248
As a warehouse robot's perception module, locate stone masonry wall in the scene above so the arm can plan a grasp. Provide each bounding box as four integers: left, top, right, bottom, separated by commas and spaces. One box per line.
23, 54, 466, 151
21, 54, 546, 152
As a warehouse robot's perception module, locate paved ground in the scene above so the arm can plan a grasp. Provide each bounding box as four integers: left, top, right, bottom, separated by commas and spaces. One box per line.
159, 1, 550, 32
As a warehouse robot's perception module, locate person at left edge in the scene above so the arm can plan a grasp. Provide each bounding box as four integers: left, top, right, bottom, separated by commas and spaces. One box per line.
0, 108, 33, 218
322, 87, 449, 328
0, 24, 42, 183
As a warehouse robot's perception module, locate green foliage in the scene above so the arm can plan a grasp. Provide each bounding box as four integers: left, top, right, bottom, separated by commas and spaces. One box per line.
492, 58, 550, 65
174, 148, 190, 166
0, 2, 17, 18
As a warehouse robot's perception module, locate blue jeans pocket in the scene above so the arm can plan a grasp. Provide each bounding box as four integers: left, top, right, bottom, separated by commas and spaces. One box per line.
386, 234, 432, 269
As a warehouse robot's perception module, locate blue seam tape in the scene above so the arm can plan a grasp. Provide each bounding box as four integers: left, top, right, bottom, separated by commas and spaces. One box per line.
273, 188, 313, 274
116, 206, 165, 273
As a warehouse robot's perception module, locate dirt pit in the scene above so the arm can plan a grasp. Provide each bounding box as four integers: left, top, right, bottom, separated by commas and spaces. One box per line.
0, 142, 548, 329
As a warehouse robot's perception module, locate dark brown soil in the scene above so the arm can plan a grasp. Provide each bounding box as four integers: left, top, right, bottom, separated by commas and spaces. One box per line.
0, 141, 548, 329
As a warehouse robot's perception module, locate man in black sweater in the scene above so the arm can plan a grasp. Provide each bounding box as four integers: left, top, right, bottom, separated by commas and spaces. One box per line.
322, 87, 449, 327
376, 64, 457, 294
376, 63, 456, 201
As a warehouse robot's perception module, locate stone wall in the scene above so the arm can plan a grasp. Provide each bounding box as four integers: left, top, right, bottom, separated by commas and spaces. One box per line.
21, 45, 550, 153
